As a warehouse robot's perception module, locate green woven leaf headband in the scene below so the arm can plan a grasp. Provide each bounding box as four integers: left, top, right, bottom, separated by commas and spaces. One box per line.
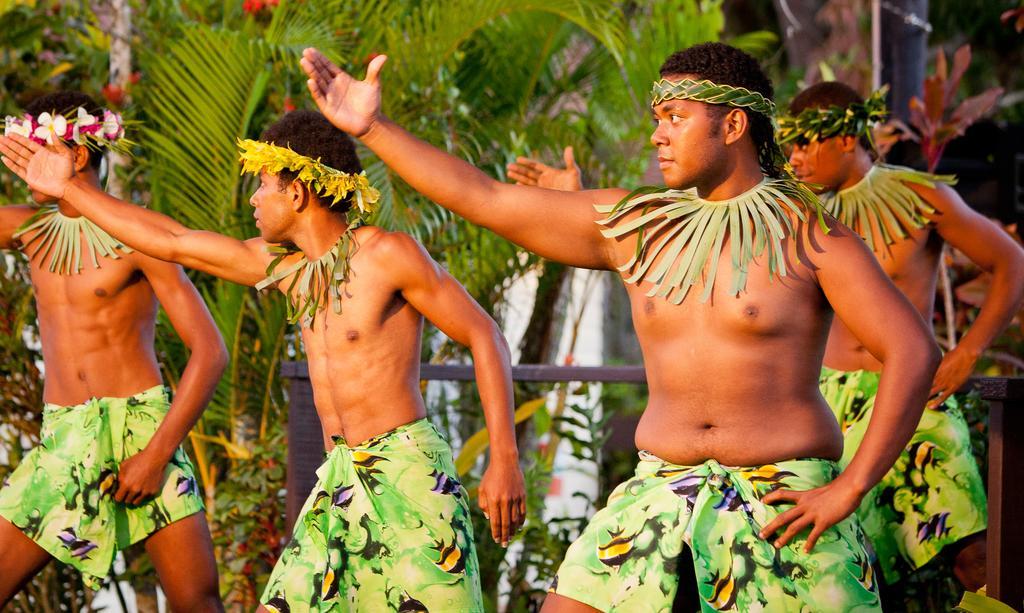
777, 86, 889, 145
650, 78, 777, 119
650, 78, 790, 178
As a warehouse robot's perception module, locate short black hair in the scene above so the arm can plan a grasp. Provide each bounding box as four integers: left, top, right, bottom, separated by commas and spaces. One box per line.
24, 91, 105, 171
259, 110, 363, 212
789, 82, 872, 149
659, 43, 781, 176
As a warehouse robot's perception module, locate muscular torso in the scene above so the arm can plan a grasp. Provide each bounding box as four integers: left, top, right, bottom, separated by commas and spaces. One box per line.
17, 223, 163, 406
824, 225, 942, 372
278, 227, 427, 448
613, 218, 845, 466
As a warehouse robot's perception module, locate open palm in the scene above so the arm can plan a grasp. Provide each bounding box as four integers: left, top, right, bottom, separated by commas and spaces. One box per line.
0, 134, 75, 198
301, 48, 386, 138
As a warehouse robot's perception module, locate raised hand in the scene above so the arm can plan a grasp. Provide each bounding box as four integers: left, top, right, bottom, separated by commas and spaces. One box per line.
300, 48, 387, 138
506, 146, 583, 191
0, 134, 75, 199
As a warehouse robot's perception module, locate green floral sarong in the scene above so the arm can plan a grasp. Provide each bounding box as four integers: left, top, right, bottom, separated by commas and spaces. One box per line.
0, 385, 204, 589
819, 368, 988, 583
261, 418, 481, 612
550, 453, 880, 612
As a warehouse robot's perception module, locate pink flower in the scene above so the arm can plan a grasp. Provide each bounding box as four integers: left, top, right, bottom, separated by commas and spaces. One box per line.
102, 110, 124, 140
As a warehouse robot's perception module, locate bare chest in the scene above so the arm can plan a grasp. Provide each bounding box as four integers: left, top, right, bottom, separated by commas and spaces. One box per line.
293, 275, 421, 357
619, 235, 826, 342
26, 250, 148, 310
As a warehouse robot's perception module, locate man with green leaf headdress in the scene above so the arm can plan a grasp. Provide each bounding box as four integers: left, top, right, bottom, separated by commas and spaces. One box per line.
299, 41, 940, 611
0, 108, 526, 612
0, 91, 225, 610
783, 81, 1024, 593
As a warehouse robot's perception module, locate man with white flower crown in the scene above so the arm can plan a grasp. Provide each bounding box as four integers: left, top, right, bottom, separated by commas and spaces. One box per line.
1, 104, 527, 613
0, 91, 227, 610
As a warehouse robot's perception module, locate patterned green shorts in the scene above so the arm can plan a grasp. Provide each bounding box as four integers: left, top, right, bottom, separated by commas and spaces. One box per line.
0, 385, 204, 589
550, 453, 880, 612
820, 368, 987, 583
261, 418, 482, 612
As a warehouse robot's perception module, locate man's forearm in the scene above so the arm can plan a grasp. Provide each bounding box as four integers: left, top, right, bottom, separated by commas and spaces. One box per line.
361, 116, 501, 227
64, 176, 187, 262
144, 344, 227, 461
469, 328, 519, 462
956, 261, 1024, 356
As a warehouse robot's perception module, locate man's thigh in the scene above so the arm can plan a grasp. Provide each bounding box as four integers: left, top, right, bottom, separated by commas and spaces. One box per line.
144, 511, 222, 613
0, 515, 54, 605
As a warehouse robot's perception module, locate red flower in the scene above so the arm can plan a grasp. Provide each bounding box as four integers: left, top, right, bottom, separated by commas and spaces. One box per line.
242, 0, 264, 14
283, 97, 296, 113
128, 71, 142, 85
101, 83, 125, 107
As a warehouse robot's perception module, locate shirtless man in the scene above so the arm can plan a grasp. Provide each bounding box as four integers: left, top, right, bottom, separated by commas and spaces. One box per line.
298, 41, 940, 610
0, 92, 226, 611
782, 82, 1024, 591
1, 108, 526, 612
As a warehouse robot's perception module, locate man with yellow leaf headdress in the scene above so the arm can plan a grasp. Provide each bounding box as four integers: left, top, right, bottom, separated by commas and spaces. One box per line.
1, 108, 526, 612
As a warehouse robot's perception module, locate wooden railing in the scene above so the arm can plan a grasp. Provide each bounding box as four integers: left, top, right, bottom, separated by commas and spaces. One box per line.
281, 361, 1024, 607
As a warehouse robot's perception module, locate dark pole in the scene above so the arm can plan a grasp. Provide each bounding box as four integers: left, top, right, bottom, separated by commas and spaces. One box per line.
879, 0, 930, 123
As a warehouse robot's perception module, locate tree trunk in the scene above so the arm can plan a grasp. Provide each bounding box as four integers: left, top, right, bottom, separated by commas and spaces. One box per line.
107, 0, 131, 199
772, 0, 828, 73
879, 0, 928, 123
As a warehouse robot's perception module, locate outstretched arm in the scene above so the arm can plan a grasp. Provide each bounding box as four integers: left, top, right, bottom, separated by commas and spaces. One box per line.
301, 49, 623, 270
916, 182, 1024, 407
761, 218, 941, 552
0, 134, 270, 286
113, 256, 228, 504
378, 231, 525, 546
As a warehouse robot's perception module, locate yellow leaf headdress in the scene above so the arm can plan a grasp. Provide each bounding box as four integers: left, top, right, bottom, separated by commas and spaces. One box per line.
237, 139, 380, 216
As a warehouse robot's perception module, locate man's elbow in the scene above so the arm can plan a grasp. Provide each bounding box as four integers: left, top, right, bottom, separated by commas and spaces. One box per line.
469, 320, 511, 362
199, 337, 230, 378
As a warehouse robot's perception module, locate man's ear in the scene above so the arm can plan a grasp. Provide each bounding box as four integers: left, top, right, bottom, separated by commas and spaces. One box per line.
72, 145, 92, 173
288, 179, 312, 212
838, 135, 858, 153
723, 108, 749, 145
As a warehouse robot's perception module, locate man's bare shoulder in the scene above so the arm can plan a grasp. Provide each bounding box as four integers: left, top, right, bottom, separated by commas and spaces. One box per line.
789, 209, 868, 274
357, 227, 431, 269
902, 178, 961, 217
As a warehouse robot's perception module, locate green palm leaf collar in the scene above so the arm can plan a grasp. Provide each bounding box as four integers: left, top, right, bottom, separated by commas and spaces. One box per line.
777, 87, 889, 146
650, 78, 790, 179
14, 205, 133, 275
597, 177, 820, 304
255, 222, 362, 327
237, 139, 381, 216
823, 164, 956, 251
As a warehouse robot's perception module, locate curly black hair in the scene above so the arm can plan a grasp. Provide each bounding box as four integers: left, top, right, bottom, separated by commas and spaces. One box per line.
789, 81, 873, 149
24, 91, 105, 171
659, 43, 782, 177
259, 110, 363, 212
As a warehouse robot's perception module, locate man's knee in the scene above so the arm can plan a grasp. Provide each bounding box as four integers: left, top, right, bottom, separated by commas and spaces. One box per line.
953, 532, 987, 591
164, 586, 223, 613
